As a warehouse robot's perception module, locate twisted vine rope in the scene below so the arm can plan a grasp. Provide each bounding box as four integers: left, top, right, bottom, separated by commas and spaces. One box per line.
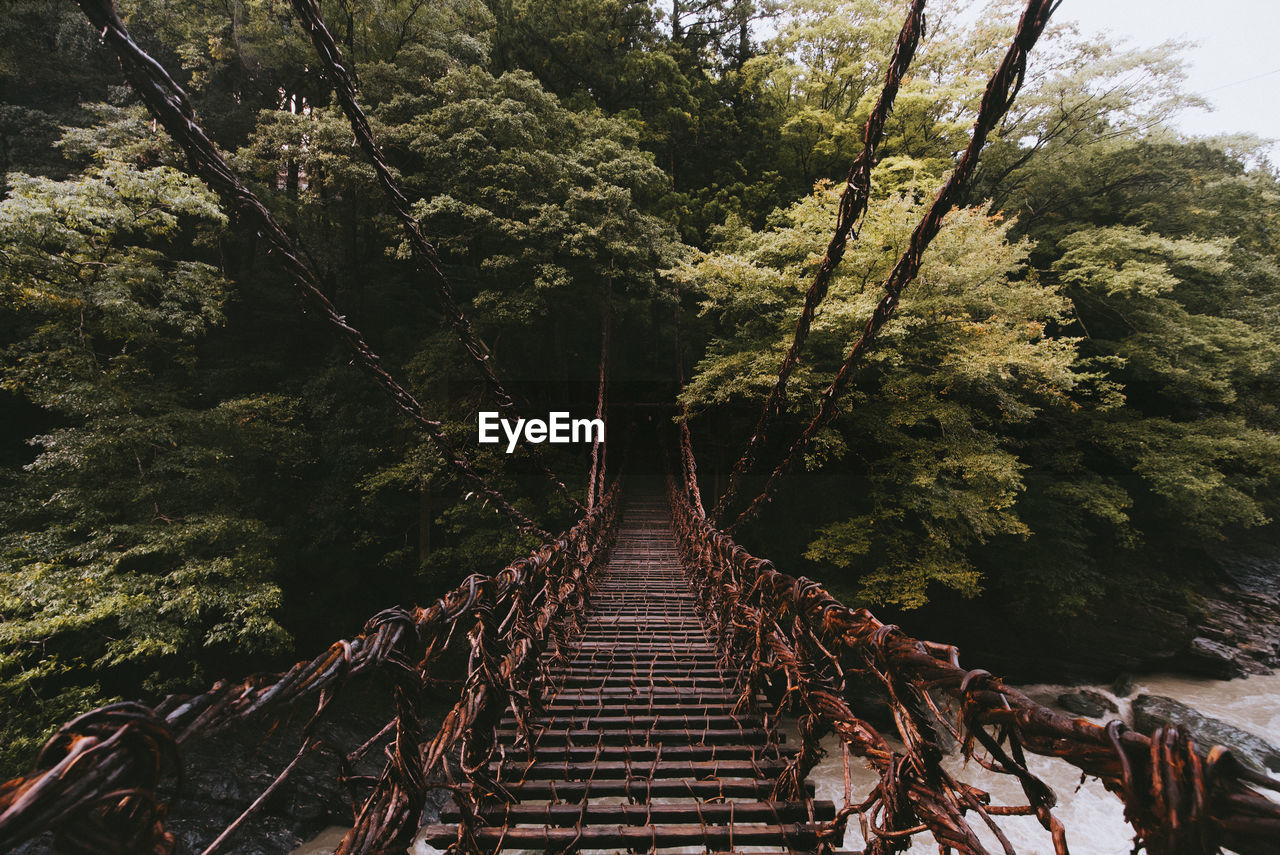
670, 470, 1280, 854
711, 0, 929, 525
71, 0, 549, 538
287, 0, 583, 512
728, 0, 1059, 533
0, 485, 619, 855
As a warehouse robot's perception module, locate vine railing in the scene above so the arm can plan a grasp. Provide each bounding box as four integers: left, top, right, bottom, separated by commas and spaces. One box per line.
0, 482, 619, 855
667, 466, 1280, 855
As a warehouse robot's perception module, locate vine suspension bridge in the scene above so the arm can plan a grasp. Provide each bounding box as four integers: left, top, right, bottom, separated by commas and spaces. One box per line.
2, 0, 1280, 853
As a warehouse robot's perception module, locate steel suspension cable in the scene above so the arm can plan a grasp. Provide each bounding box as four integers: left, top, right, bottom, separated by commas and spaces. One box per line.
729, 0, 1061, 535
710, 0, 928, 525
73, 0, 549, 539
287, 0, 583, 511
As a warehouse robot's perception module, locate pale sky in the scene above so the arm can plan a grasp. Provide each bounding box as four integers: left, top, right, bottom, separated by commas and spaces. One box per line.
1054, 0, 1280, 152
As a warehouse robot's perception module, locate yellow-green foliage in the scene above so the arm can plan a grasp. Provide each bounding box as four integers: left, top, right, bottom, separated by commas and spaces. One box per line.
0, 159, 296, 772
674, 177, 1087, 607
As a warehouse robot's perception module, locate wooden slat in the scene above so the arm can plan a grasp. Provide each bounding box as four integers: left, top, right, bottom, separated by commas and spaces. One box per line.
508, 714, 763, 729
441, 800, 837, 825
493, 726, 773, 745
487, 743, 793, 764
417, 822, 825, 850
457, 777, 815, 800
483, 758, 790, 780
431, 486, 840, 853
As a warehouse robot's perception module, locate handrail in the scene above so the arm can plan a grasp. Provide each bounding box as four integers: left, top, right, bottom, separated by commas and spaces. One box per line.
0, 482, 621, 854
668, 466, 1280, 855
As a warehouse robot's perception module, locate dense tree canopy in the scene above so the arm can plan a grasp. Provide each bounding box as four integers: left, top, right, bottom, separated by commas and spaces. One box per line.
2, 0, 1279, 773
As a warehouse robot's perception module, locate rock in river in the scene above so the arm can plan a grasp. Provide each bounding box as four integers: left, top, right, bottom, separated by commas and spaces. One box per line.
1132, 693, 1280, 773
1057, 689, 1119, 718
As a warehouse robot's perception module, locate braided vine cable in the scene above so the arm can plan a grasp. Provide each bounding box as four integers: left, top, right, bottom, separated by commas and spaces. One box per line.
72, 0, 549, 539
711, 0, 929, 525
730, 0, 1060, 533
287, 0, 584, 512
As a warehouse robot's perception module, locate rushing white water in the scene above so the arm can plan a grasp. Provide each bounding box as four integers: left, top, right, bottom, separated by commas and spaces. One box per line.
296, 672, 1280, 854
1124, 673, 1280, 745
809, 672, 1280, 854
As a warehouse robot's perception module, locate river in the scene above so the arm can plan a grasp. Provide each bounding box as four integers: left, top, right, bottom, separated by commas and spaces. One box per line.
809, 672, 1280, 854
296, 672, 1280, 855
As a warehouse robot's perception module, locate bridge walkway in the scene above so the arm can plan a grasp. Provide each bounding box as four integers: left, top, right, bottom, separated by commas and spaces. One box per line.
420, 484, 839, 852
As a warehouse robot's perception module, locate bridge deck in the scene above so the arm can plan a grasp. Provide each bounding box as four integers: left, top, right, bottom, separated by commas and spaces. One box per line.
421, 486, 839, 853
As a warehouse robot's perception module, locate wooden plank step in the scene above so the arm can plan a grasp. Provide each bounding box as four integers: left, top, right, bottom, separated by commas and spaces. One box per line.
564, 639, 713, 648
603, 550, 680, 555
547, 659, 720, 668
440, 799, 836, 824
541, 676, 732, 689
591, 593, 688, 598
544, 666, 724, 678
586, 615, 704, 621
546, 658, 724, 667
568, 628, 706, 634
551, 665, 726, 683
580, 607, 695, 613
494, 727, 774, 746
573, 619, 704, 625
417, 822, 828, 850
544, 663, 725, 672
487, 744, 792, 764
569, 640, 712, 647
587, 584, 687, 588
552, 650, 722, 662
542, 687, 745, 702
568, 639, 721, 647
484, 758, 789, 780
582, 612, 695, 616
458, 778, 814, 800
583, 612, 698, 616
541, 702, 741, 715
590, 593, 688, 598
575, 626, 705, 632
506, 714, 762, 729
560, 619, 702, 625
587, 594, 690, 599
543, 669, 726, 679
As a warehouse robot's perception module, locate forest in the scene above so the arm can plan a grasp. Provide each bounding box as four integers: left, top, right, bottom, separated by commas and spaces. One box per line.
2, 0, 1279, 778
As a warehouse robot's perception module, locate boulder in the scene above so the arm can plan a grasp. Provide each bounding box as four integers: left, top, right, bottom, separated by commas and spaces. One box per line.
1057, 690, 1119, 718
1131, 694, 1280, 773
1111, 672, 1135, 698
1182, 636, 1244, 679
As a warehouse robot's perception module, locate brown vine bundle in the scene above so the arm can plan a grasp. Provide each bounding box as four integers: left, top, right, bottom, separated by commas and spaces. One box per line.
670, 465, 1280, 855
70, 0, 550, 538
0, 487, 620, 855
729, 0, 1060, 533
712, 0, 929, 525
